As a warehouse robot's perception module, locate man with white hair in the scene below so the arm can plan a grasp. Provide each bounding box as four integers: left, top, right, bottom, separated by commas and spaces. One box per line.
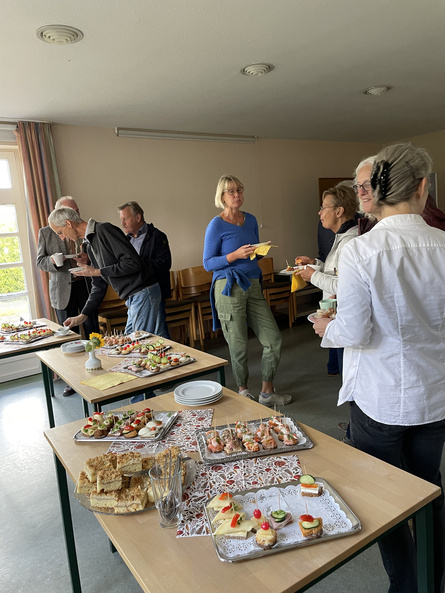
36, 196, 99, 396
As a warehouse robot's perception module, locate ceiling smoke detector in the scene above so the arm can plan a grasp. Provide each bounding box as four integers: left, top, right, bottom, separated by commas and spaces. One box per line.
240, 63, 274, 77
36, 25, 84, 45
362, 85, 392, 96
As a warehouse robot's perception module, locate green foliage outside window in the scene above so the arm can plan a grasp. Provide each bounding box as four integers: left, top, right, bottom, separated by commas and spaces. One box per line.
0, 267, 25, 294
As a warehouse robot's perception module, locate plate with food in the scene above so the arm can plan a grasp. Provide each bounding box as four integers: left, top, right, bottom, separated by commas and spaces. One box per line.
73, 409, 178, 442
279, 266, 304, 275
0, 320, 35, 334
307, 310, 336, 323
8, 327, 55, 343
196, 415, 313, 464
111, 352, 195, 377
74, 447, 196, 515
205, 476, 360, 562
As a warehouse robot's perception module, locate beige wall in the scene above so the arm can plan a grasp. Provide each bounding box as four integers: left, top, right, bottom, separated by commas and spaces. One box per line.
404, 129, 445, 210
52, 124, 381, 270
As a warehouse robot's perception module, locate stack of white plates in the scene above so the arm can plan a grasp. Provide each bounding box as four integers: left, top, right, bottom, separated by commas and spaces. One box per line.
174, 380, 223, 406
61, 340, 88, 354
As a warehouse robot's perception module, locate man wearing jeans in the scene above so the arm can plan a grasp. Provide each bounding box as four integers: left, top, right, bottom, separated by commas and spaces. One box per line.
47, 207, 162, 336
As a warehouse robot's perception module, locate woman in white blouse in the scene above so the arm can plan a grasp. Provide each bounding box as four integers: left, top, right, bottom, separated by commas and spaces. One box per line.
314, 143, 445, 593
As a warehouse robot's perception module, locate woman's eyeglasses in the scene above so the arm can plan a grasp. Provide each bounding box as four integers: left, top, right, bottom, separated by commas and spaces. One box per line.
318, 205, 337, 213
224, 188, 244, 195
352, 181, 372, 194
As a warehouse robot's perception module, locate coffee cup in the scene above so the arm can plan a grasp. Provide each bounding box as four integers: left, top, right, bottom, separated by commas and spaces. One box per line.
52, 252, 64, 266
319, 299, 337, 310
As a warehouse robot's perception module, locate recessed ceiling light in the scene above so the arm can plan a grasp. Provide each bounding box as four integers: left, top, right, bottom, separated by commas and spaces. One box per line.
362, 85, 392, 96
36, 25, 84, 45
240, 63, 274, 77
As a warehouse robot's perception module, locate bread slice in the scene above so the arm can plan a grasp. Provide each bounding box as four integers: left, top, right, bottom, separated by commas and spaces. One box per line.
301, 482, 323, 497
298, 517, 323, 538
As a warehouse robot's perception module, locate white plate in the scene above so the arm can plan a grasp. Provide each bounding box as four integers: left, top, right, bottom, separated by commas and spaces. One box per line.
68, 267, 85, 272
175, 391, 223, 406
307, 313, 317, 323
174, 381, 222, 402
61, 340, 88, 353
64, 254, 77, 259
251, 242, 270, 248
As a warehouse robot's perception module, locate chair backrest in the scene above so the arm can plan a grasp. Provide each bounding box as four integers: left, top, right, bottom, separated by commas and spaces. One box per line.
177, 266, 212, 300
257, 257, 275, 283
168, 270, 177, 301
97, 285, 126, 312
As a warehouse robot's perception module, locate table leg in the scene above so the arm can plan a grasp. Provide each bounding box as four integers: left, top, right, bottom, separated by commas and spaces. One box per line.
41, 361, 56, 428
415, 502, 435, 593
82, 398, 90, 418
53, 453, 82, 593
217, 367, 226, 387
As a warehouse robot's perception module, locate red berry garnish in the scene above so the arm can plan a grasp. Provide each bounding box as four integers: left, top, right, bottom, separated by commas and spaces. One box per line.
253, 509, 261, 519
261, 521, 270, 530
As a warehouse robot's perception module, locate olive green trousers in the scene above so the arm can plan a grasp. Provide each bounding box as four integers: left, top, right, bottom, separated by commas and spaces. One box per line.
214, 278, 282, 388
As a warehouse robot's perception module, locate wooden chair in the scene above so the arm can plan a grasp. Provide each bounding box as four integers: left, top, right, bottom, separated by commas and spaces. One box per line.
97, 285, 128, 334
176, 265, 217, 349
164, 271, 196, 347
257, 257, 294, 328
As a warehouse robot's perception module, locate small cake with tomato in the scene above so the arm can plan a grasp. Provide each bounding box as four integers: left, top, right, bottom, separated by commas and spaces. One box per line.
255, 521, 278, 549
298, 514, 323, 538
300, 474, 323, 497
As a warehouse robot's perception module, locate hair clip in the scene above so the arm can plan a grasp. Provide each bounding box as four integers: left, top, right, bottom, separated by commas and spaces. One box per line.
371, 160, 391, 198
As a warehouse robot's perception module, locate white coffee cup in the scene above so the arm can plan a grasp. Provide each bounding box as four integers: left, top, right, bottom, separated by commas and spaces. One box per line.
53, 252, 64, 266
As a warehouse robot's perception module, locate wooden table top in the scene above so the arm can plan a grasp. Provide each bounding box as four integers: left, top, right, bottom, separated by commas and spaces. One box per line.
36, 335, 228, 405
44, 389, 440, 593
0, 317, 80, 358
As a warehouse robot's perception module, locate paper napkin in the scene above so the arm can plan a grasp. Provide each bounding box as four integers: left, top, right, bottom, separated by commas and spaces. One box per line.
81, 372, 137, 390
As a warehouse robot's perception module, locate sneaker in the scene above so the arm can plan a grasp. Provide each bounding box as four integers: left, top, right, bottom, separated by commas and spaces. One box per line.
258, 391, 292, 407
239, 389, 257, 402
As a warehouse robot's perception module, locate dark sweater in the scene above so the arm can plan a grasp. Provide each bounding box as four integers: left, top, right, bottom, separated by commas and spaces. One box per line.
81, 219, 157, 316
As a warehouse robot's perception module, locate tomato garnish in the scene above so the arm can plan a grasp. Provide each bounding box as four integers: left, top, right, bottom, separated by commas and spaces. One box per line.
253, 509, 262, 519
299, 514, 314, 522
221, 504, 232, 513
261, 521, 270, 530
218, 492, 233, 501
230, 513, 240, 528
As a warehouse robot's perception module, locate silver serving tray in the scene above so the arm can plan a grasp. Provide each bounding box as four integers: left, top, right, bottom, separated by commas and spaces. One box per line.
205, 478, 361, 562
73, 410, 179, 443
74, 458, 196, 515
105, 345, 172, 358
111, 353, 195, 377
196, 416, 313, 465
6, 331, 55, 344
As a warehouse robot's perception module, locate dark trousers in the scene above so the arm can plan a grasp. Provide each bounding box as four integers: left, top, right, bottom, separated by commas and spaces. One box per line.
55, 279, 99, 337
350, 402, 445, 593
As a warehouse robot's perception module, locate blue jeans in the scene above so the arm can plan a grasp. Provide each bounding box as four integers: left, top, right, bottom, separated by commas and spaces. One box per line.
350, 402, 445, 593
125, 283, 168, 337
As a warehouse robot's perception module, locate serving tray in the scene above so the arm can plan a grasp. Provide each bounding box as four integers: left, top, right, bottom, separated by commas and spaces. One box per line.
205, 478, 360, 562
110, 353, 195, 377
73, 410, 179, 442
196, 416, 313, 465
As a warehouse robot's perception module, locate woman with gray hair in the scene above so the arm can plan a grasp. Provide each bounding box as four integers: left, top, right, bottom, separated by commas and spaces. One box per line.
314, 143, 445, 593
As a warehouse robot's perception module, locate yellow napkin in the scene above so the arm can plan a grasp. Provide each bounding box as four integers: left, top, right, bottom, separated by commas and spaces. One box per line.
81, 372, 137, 391
291, 272, 307, 292
250, 244, 278, 260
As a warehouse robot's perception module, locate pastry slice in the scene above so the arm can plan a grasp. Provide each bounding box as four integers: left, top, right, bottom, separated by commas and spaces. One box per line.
76, 471, 95, 495
97, 468, 122, 492
84, 455, 113, 483
113, 486, 147, 514
116, 451, 143, 474
90, 488, 116, 509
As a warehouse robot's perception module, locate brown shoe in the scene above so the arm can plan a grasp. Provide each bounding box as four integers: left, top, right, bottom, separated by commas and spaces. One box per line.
63, 386, 75, 397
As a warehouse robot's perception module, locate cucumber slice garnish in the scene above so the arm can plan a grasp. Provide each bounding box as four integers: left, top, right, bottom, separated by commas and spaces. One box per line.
270, 510, 287, 522
300, 474, 315, 485
301, 519, 319, 529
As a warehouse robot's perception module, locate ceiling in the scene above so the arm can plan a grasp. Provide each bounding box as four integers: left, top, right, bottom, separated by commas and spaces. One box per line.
2, 0, 445, 143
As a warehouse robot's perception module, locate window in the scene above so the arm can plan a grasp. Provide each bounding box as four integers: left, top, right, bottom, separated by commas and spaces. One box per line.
0, 149, 35, 320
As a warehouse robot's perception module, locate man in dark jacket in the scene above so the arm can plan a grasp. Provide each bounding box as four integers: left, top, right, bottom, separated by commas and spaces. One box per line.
118, 201, 171, 339
47, 207, 162, 335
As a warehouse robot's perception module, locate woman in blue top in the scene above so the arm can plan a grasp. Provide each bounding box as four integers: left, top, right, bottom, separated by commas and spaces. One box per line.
203, 175, 291, 407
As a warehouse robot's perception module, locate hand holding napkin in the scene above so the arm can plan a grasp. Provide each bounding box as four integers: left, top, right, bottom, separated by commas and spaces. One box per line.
249, 244, 278, 260
291, 272, 307, 292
